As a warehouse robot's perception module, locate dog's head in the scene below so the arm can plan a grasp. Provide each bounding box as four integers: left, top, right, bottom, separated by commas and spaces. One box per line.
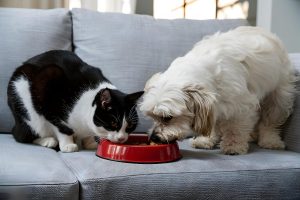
140, 73, 216, 143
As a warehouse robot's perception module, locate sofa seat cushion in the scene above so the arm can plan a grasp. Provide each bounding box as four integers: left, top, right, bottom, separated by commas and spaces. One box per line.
0, 8, 72, 133
0, 135, 78, 200
71, 8, 248, 132
60, 140, 300, 200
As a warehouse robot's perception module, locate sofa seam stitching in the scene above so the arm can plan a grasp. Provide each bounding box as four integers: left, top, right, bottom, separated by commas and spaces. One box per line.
79, 167, 300, 183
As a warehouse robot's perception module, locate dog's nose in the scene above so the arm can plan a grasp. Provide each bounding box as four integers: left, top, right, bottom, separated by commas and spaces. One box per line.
150, 133, 161, 143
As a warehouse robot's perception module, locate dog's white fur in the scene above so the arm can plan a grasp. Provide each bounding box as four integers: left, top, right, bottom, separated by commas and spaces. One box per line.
140, 26, 296, 155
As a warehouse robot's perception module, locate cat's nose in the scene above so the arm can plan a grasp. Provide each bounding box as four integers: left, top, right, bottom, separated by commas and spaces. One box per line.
117, 137, 127, 143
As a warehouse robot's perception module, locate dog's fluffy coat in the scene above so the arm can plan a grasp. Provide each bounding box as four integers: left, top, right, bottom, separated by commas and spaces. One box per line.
140, 26, 296, 155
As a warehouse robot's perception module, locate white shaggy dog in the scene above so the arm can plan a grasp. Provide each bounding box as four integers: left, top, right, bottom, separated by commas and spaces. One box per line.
140, 26, 296, 155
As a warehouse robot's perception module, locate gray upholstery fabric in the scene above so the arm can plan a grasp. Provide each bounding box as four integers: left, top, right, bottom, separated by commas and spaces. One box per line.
0, 185, 78, 200
60, 140, 300, 200
0, 7, 299, 200
71, 8, 248, 132
283, 53, 300, 152
0, 8, 72, 133
0, 135, 78, 200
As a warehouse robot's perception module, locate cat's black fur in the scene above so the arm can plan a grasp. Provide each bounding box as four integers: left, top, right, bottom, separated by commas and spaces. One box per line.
7, 50, 143, 147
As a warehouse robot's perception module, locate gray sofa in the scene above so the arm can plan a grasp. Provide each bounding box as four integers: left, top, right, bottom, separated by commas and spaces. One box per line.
0, 8, 300, 200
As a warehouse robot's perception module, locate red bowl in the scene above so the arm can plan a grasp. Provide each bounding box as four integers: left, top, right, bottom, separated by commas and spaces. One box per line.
96, 134, 182, 163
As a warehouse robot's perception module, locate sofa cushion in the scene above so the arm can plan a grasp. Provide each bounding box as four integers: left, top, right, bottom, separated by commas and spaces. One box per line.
60, 140, 300, 200
0, 134, 78, 200
71, 8, 248, 132
283, 53, 300, 153
0, 8, 72, 133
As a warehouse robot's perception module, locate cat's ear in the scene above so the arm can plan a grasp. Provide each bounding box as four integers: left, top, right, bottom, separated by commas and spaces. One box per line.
93, 88, 112, 111
125, 91, 144, 104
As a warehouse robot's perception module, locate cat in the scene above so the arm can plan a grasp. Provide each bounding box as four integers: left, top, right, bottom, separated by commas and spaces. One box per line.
7, 50, 143, 152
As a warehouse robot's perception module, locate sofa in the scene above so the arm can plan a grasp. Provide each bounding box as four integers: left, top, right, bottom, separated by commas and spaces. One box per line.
0, 8, 300, 200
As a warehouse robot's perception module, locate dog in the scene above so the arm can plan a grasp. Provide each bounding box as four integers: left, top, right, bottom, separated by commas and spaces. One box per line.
140, 26, 296, 155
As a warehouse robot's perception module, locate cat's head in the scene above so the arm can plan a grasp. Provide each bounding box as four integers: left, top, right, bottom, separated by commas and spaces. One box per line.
92, 88, 144, 143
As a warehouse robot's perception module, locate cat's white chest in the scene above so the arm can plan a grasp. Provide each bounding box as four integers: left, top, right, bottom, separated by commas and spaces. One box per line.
67, 90, 97, 137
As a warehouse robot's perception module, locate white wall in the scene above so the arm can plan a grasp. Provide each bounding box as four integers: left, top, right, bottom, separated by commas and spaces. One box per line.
257, 0, 300, 53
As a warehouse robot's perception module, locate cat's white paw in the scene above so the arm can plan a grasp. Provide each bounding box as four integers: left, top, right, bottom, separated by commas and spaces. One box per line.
33, 137, 58, 148
60, 144, 78, 153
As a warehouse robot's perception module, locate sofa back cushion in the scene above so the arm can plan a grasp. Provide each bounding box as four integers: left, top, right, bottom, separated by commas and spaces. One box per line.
283, 53, 300, 153
71, 8, 248, 132
0, 8, 72, 132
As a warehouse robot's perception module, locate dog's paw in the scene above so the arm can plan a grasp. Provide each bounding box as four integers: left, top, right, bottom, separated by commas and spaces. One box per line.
258, 128, 285, 150
220, 141, 249, 155
60, 144, 78, 153
82, 136, 98, 150
33, 137, 58, 148
249, 132, 258, 142
190, 136, 215, 149
258, 138, 285, 150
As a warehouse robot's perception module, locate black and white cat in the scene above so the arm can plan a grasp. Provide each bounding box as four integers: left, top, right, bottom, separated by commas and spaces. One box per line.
7, 50, 143, 152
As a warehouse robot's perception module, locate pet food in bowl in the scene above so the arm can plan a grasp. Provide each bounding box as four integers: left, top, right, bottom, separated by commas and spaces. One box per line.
96, 134, 181, 163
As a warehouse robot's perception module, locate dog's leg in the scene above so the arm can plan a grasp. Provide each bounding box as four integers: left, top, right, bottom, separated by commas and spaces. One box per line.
257, 84, 295, 150
190, 127, 219, 149
82, 136, 98, 150
220, 111, 258, 155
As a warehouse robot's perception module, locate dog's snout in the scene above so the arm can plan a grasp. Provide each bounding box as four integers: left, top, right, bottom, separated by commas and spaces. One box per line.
150, 132, 161, 143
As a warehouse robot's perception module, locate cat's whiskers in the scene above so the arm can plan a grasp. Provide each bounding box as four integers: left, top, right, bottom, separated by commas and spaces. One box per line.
95, 116, 108, 126
128, 104, 137, 117
127, 117, 139, 125
112, 115, 120, 124
116, 113, 122, 124
127, 113, 138, 123
125, 109, 140, 128
128, 115, 138, 121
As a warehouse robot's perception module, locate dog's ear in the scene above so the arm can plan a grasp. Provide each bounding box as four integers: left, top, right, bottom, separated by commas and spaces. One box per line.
184, 85, 216, 137
144, 73, 161, 92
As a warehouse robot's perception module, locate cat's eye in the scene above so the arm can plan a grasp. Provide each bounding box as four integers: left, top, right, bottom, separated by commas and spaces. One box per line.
127, 123, 133, 129
107, 106, 112, 111
162, 116, 173, 123
111, 121, 118, 128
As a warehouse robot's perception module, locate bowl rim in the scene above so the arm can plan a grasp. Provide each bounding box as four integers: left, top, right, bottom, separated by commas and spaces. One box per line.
99, 133, 177, 148
96, 134, 182, 163
95, 153, 182, 164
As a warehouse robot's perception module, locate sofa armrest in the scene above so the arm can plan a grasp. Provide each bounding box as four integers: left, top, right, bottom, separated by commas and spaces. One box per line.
283, 53, 300, 153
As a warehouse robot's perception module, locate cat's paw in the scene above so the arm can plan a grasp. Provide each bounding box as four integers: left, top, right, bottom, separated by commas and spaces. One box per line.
60, 144, 78, 153
33, 137, 58, 148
